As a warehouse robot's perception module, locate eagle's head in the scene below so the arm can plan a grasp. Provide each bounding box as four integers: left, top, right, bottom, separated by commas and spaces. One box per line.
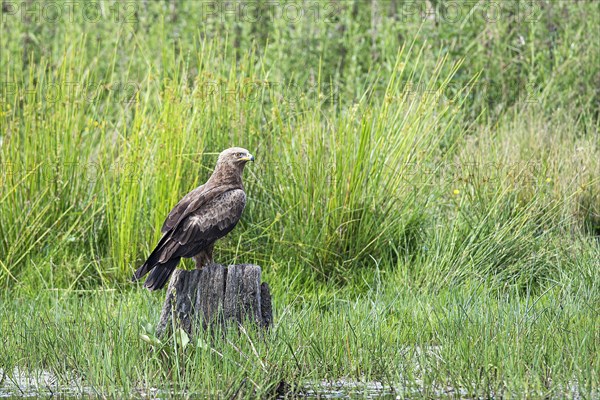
217, 147, 255, 169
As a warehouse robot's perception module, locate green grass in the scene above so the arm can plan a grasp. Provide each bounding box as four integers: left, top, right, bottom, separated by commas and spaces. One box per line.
1, 273, 598, 398
0, 0, 598, 397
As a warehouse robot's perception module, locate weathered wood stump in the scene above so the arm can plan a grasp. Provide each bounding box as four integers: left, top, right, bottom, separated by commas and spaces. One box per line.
156, 264, 272, 338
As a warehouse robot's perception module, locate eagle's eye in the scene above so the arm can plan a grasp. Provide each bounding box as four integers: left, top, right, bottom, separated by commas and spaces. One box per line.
236, 152, 246, 158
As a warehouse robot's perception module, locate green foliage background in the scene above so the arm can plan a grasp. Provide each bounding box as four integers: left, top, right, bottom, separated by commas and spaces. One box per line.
1, 0, 597, 292
0, 1, 599, 397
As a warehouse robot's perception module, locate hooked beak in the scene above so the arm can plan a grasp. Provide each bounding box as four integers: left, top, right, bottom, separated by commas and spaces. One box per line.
240, 154, 255, 162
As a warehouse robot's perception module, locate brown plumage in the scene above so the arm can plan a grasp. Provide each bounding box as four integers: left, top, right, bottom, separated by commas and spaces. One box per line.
133, 147, 254, 290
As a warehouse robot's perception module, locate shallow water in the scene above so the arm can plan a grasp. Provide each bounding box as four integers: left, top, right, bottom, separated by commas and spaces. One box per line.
0, 368, 88, 399
0, 368, 591, 399
301, 380, 408, 399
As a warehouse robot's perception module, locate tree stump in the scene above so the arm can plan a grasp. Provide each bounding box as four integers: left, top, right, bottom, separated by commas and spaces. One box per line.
156, 264, 272, 338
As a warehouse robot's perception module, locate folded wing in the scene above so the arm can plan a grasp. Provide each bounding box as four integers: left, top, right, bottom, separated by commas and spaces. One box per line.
134, 189, 247, 290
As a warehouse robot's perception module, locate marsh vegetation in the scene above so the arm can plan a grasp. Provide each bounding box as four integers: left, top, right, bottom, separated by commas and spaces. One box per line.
0, 0, 598, 398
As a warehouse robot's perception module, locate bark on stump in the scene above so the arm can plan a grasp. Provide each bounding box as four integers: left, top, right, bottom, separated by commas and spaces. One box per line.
156, 264, 272, 338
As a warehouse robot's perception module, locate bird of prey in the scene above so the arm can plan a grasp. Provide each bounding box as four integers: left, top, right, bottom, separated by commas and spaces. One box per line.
133, 147, 254, 290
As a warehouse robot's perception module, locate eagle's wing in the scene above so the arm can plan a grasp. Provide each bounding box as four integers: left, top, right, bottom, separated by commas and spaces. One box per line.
135, 189, 246, 290
161, 184, 205, 234
159, 188, 247, 261
135, 187, 246, 290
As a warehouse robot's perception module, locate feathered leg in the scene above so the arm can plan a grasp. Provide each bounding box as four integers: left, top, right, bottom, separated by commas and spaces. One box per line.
193, 243, 215, 269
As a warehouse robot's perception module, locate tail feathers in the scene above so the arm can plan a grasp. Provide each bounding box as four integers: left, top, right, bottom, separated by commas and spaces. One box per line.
132, 233, 173, 282
132, 262, 152, 282
143, 258, 180, 291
